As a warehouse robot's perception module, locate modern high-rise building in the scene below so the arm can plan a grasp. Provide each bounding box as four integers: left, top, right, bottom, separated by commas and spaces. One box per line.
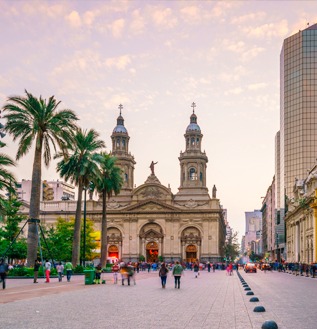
277, 23, 317, 260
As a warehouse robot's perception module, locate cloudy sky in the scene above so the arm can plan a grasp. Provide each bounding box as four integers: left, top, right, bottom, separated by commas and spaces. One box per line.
1, 0, 316, 240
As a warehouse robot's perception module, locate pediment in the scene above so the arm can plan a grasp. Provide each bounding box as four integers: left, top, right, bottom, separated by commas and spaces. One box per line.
132, 183, 173, 202
124, 199, 179, 212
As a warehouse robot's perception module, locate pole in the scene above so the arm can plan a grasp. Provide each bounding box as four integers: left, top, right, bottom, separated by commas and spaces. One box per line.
83, 187, 87, 267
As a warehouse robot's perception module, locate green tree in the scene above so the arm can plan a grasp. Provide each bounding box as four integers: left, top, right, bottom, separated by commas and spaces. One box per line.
2, 90, 78, 265
0, 198, 27, 261
56, 128, 105, 266
94, 153, 123, 267
42, 217, 97, 263
223, 231, 240, 262
0, 140, 16, 215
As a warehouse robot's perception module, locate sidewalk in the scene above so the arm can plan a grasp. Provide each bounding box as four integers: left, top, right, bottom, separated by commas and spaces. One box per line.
0, 270, 280, 329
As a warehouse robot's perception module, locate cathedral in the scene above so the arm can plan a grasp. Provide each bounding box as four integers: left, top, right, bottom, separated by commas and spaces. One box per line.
21, 104, 226, 263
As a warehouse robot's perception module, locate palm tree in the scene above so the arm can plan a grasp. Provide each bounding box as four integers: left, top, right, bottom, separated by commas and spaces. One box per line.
0, 141, 17, 216
56, 128, 105, 266
2, 90, 78, 265
94, 153, 123, 267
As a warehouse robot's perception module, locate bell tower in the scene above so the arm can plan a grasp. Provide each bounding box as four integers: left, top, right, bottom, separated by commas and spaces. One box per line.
177, 103, 209, 196
111, 104, 136, 194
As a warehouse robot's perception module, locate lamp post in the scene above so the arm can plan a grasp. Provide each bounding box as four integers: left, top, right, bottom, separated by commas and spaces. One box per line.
83, 186, 87, 267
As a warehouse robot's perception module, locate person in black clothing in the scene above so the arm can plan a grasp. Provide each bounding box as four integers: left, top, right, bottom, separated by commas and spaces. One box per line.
159, 263, 169, 288
0, 258, 9, 289
33, 259, 41, 283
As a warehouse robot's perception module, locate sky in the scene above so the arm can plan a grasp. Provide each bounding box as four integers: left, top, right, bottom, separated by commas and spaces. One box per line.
1, 0, 317, 241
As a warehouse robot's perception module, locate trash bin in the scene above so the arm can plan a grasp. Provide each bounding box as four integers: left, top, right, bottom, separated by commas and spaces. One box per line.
84, 269, 95, 285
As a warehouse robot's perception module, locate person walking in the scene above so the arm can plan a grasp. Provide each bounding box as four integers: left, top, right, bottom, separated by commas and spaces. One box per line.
33, 259, 41, 283
112, 262, 120, 284
207, 262, 211, 273
95, 263, 102, 284
56, 262, 64, 282
0, 258, 9, 289
45, 259, 51, 283
159, 262, 169, 288
172, 261, 184, 289
65, 261, 73, 282
193, 262, 199, 278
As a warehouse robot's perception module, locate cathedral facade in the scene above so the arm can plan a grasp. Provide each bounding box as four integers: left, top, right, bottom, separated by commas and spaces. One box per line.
21, 105, 226, 263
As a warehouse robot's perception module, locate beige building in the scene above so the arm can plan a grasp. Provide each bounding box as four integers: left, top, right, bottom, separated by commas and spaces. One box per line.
20, 106, 226, 263
285, 165, 317, 263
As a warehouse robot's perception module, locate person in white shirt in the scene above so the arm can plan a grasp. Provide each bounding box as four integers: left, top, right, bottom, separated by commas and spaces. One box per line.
56, 262, 64, 282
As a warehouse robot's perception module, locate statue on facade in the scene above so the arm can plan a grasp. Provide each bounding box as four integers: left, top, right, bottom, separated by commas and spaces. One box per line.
212, 185, 217, 198
150, 161, 158, 175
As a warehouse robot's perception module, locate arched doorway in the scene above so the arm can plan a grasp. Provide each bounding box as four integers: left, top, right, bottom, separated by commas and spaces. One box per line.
146, 241, 159, 262
108, 245, 119, 262
139, 223, 163, 262
181, 226, 201, 262
186, 244, 197, 262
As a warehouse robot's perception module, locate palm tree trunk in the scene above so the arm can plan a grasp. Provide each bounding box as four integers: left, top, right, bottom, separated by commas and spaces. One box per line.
72, 182, 83, 266
27, 142, 42, 266
100, 191, 107, 267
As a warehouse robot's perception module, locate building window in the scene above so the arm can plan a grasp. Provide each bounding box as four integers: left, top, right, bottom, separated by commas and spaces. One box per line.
191, 137, 195, 146
125, 173, 128, 182
189, 168, 197, 180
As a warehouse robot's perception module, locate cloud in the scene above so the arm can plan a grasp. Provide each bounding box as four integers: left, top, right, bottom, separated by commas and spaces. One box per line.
243, 19, 289, 39
219, 65, 248, 82
130, 9, 146, 34
247, 83, 268, 91
224, 87, 244, 95
109, 18, 125, 38
222, 39, 265, 61
65, 10, 82, 28
231, 12, 267, 25
83, 10, 97, 27
105, 55, 131, 70
152, 7, 178, 29
180, 5, 200, 23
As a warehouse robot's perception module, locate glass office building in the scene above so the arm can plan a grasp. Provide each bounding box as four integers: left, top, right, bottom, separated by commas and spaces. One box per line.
278, 23, 317, 260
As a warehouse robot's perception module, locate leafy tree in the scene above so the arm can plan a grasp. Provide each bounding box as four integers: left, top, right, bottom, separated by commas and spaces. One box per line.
41, 217, 98, 263
94, 153, 123, 267
223, 230, 240, 262
2, 90, 78, 265
0, 140, 16, 215
0, 198, 27, 262
56, 129, 105, 265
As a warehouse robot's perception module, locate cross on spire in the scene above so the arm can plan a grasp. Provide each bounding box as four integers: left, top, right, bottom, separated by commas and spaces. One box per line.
191, 102, 196, 114
118, 104, 123, 115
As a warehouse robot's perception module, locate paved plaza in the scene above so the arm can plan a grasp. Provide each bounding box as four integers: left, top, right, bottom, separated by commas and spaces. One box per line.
1, 269, 316, 329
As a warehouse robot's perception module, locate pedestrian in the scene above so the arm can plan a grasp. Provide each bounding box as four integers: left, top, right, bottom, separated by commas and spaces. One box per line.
228, 263, 233, 276
45, 259, 51, 283
172, 261, 184, 289
65, 261, 73, 282
56, 262, 64, 282
193, 262, 199, 278
120, 262, 129, 285
112, 262, 120, 284
95, 263, 102, 284
159, 262, 169, 288
33, 259, 41, 283
212, 263, 216, 272
0, 258, 9, 289
207, 262, 211, 273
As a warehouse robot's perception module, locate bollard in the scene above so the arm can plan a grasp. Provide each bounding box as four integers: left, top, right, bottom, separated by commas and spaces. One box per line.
250, 297, 259, 302
254, 306, 266, 312
261, 320, 278, 329
246, 291, 254, 295
244, 287, 251, 291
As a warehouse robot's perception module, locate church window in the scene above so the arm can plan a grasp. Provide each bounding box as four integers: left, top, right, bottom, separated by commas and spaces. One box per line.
116, 138, 120, 148
122, 139, 126, 149
189, 168, 197, 180
187, 138, 189, 147
196, 137, 199, 145
200, 172, 203, 181
125, 173, 128, 182
191, 137, 195, 146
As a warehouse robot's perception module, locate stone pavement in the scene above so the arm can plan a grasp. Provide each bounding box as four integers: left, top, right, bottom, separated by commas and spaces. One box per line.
0, 269, 315, 328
